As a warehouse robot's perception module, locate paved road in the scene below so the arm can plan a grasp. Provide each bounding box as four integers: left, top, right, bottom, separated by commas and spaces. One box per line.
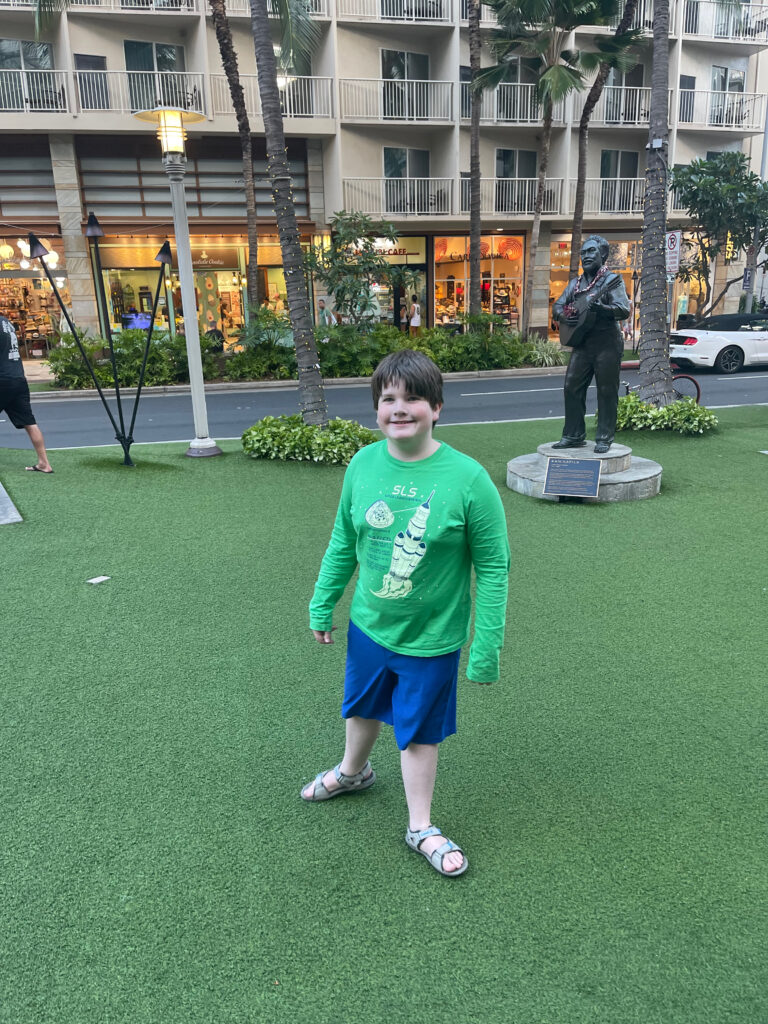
2, 368, 767, 450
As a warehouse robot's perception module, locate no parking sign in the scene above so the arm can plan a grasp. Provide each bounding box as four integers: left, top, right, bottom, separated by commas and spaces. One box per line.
665, 230, 681, 274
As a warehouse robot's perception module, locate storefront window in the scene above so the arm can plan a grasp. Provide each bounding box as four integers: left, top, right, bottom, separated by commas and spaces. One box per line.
0, 236, 69, 353
434, 235, 524, 330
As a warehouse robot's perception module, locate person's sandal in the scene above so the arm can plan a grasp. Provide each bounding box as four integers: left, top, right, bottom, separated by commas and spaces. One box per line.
405, 825, 468, 877
300, 761, 376, 802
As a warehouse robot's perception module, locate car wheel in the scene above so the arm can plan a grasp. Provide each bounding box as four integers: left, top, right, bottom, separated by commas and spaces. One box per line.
714, 346, 744, 373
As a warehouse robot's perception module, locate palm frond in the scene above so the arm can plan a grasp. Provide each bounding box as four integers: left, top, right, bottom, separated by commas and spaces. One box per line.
34, 0, 66, 35
271, 0, 320, 70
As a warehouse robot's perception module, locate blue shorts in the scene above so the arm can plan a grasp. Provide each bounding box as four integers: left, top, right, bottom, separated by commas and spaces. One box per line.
342, 620, 461, 751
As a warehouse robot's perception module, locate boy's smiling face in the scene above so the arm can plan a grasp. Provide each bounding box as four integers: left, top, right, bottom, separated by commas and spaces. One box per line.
376, 379, 442, 459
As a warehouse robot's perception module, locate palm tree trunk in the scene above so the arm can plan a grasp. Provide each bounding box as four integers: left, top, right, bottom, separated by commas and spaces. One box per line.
250, 0, 327, 425
638, 0, 674, 405
521, 102, 552, 339
569, 0, 639, 277
209, 0, 260, 308
468, 0, 482, 317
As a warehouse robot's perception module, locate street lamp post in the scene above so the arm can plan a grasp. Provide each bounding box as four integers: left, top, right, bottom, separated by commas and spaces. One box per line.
134, 106, 222, 457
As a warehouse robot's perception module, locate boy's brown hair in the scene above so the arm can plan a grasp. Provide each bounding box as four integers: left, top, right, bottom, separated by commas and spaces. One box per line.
371, 349, 444, 411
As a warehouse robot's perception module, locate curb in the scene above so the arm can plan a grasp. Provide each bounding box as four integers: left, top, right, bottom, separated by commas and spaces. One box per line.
28, 361, 642, 402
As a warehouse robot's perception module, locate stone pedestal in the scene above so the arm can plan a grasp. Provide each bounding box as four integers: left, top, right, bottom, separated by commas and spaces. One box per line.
506, 441, 662, 503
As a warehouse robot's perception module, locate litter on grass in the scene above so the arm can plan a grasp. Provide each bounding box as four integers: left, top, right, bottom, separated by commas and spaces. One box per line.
86, 576, 111, 584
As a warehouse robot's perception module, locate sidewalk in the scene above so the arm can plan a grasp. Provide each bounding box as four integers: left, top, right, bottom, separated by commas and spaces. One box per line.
26, 358, 642, 401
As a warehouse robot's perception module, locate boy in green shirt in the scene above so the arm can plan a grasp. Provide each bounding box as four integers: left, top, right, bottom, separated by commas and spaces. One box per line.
302, 350, 510, 876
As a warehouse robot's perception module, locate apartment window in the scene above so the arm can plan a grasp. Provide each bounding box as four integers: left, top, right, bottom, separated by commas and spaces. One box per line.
383, 147, 438, 214
495, 149, 537, 213
0, 39, 61, 111
600, 150, 641, 212
124, 40, 188, 111
74, 54, 109, 111
679, 73, 695, 122
710, 65, 745, 125
381, 49, 429, 118
604, 64, 645, 123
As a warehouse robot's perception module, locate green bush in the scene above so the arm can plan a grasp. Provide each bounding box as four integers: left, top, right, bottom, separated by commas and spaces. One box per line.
315, 323, 404, 377
426, 327, 529, 373
46, 330, 219, 388
224, 347, 296, 381
616, 393, 718, 435
242, 414, 377, 465
527, 338, 569, 367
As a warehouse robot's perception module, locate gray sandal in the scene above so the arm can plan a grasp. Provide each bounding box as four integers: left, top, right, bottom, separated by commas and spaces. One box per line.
406, 825, 468, 877
300, 761, 376, 802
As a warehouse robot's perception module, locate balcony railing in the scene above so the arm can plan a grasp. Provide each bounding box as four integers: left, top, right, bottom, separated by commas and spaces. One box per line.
0, 70, 68, 112
460, 82, 564, 123
681, 0, 768, 42
343, 177, 453, 215
677, 88, 763, 129
588, 86, 652, 126
459, 0, 497, 24
460, 177, 563, 215
211, 74, 333, 118
73, 70, 204, 114
340, 79, 453, 121
213, 0, 329, 14
69, 0, 199, 10
336, 0, 451, 20
0, 0, 38, 7
572, 177, 646, 214
608, 0, 654, 30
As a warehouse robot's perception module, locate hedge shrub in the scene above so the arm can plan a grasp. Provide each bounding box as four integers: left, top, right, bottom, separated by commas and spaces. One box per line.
616, 393, 718, 435
242, 415, 377, 465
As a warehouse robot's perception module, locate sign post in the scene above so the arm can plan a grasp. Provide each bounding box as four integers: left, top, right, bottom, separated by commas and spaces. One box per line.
665, 230, 681, 274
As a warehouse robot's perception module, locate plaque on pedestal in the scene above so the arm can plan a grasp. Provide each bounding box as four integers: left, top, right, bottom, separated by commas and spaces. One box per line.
543, 457, 602, 498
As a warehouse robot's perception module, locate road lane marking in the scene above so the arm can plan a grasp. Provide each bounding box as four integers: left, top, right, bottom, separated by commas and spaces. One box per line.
715, 375, 768, 381
460, 385, 596, 397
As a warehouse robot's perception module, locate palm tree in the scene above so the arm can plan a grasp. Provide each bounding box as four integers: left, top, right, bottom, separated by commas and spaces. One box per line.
209, 0, 260, 307
468, 0, 483, 317
483, 0, 617, 338
637, 0, 674, 404
250, 0, 327, 425
568, 1, 641, 276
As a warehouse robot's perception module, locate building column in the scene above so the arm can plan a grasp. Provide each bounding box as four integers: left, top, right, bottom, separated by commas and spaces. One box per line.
49, 134, 99, 333
529, 223, 553, 338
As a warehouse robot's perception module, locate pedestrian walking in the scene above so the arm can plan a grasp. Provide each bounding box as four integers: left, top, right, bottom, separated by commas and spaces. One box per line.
0, 314, 53, 474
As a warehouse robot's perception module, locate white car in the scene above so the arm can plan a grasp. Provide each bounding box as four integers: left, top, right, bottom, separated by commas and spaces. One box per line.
669, 313, 768, 373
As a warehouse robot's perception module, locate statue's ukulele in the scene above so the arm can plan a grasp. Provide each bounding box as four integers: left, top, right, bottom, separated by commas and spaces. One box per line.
558, 272, 619, 348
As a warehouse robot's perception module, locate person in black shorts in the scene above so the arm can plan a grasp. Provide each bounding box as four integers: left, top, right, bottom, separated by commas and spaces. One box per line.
0, 314, 53, 473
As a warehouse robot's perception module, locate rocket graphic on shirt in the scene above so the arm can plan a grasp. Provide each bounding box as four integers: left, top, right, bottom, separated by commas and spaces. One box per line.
371, 490, 434, 600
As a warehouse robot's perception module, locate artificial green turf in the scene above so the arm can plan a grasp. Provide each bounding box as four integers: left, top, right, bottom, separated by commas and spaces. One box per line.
2, 409, 767, 1024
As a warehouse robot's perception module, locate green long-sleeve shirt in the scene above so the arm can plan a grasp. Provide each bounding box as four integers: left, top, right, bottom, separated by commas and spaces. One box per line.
309, 440, 510, 682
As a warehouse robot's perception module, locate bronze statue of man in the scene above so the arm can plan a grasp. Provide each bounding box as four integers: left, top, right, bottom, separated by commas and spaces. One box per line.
552, 235, 630, 454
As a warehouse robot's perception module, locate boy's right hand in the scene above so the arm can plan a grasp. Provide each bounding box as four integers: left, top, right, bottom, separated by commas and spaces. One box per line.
312, 627, 337, 645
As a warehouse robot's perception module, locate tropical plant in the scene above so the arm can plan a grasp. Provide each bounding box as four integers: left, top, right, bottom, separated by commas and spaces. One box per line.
208, 0, 260, 307
637, 0, 674, 405
250, 0, 327, 425
482, 0, 618, 337
305, 211, 420, 326
569, 0, 642, 275
671, 152, 768, 315
616, 392, 718, 434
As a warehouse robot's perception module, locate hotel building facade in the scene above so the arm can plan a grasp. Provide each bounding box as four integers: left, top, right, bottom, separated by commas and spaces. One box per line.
0, 0, 766, 345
